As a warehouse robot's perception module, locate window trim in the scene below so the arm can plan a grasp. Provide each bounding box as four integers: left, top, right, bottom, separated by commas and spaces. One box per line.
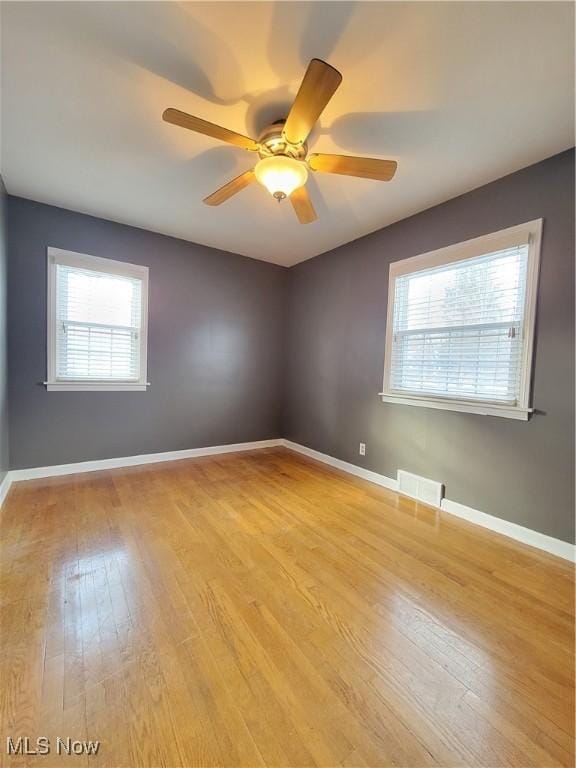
380, 219, 543, 420
46, 247, 149, 392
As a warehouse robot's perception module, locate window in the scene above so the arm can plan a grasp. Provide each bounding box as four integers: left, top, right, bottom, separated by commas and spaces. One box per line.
381, 220, 542, 420
47, 248, 149, 391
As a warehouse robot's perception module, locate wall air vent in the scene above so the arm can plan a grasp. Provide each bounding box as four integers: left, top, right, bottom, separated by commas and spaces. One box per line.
397, 470, 444, 508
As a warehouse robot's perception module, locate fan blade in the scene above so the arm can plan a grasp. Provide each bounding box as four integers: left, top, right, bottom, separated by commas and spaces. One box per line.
283, 59, 342, 145
290, 185, 317, 224
203, 170, 255, 206
309, 153, 397, 181
163, 108, 259, 151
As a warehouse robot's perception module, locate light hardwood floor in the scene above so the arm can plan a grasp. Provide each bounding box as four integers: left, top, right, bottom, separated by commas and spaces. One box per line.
0, 448, 574, 767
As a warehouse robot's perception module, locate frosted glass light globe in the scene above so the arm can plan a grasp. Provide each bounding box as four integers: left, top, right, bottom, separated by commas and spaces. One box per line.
254, 156, 308, 200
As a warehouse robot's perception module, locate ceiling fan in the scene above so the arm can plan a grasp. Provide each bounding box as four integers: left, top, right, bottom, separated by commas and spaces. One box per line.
162, 58, 397, 224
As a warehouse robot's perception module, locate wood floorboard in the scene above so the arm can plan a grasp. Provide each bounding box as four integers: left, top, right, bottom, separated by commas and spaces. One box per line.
0, 447, 573, 767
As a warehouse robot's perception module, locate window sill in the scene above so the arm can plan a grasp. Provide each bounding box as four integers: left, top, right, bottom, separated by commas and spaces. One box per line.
45, 381, 149, 392
379, 392, 532, 420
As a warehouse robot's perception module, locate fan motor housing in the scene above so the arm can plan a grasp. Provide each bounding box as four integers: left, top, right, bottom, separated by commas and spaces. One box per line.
257, 120, 308, 160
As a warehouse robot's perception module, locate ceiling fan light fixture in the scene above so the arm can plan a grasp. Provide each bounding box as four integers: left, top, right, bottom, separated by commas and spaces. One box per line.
163, 58, 397, 223
254, 156, 308, 201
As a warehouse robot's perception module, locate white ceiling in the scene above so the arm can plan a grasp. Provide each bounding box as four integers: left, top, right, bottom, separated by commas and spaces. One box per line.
1, 2, 574, 266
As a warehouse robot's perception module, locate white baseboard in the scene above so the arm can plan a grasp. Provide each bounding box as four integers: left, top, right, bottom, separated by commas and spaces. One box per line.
283, 440, 398, 492
7, 439, 284, 483
439, 498, 575, 562
3, 437, 573, 563
0, 471, 13, 509
282, 440, 575, 563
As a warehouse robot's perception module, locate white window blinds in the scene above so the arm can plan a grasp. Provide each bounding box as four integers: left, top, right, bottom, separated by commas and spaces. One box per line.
388, 244, 530, 404
55, 262, 143, 381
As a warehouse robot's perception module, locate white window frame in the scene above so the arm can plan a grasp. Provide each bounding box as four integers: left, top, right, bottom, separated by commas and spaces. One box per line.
46, 247, 149, 392
380, 220, 543, 420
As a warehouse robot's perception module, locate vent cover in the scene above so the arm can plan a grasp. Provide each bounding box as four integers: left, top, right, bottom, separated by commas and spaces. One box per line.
397, 470, 444, 507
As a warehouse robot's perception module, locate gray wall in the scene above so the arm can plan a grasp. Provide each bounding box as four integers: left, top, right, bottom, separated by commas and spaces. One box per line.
285, 149, 575, 544
5, 151, 574, 543
7, 197, 287, 469
0, 178, 8, 484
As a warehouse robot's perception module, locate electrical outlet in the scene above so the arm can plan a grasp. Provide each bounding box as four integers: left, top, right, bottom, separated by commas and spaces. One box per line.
359, 442, 366, 456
